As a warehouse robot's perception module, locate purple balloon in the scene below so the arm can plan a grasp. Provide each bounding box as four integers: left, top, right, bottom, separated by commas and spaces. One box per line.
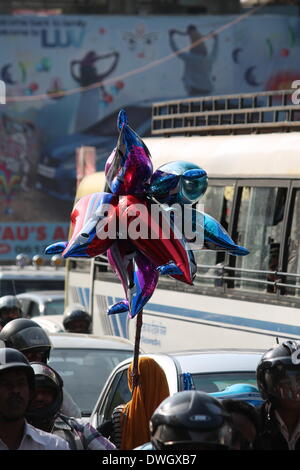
107, 240, 159, 318
105, 109, 153, 195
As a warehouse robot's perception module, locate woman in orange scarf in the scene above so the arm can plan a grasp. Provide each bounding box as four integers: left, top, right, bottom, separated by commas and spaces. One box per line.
111, 356, 170, 450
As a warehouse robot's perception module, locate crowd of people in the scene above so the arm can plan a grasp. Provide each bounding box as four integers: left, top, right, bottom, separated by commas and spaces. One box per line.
1, 294, 300, 451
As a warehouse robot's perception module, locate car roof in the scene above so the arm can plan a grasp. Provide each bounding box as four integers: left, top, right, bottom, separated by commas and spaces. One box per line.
109, 349, 263, 392
113, 349, 263, 373
49, 332, 134, 351
167, 349, 263, 373
17, 291, 64, 301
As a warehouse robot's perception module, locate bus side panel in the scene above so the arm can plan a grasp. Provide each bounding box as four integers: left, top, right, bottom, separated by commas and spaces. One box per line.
91, 280, 300, 352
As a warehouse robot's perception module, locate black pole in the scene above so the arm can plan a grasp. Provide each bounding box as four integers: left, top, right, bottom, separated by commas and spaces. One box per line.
132, 309, 143, 391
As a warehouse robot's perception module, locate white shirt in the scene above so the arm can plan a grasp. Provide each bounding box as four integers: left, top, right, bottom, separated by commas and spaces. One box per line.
275, 410, 300, 450
0, 421, 70, 450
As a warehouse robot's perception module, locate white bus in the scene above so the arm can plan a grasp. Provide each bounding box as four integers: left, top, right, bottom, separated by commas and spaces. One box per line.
64, 90, 300, 352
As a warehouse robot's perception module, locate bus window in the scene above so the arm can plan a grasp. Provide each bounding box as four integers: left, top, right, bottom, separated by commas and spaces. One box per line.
195, 185, 234, 285
286, 189, 300, 296
234, 186, 287, 293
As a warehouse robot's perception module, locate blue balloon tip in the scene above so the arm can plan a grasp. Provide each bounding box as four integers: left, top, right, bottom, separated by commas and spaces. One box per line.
117, 109, 128, 130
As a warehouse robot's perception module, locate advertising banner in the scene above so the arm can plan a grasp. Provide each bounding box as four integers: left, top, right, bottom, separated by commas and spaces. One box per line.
0, 13, 299, 260
0, 222, 69, 259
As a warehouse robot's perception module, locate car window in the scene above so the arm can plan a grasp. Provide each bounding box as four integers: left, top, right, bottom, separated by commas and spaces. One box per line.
44, 299, 64, 315
183, 372, 257, 392
98, 368, 131, 426
49, 348, 132, 416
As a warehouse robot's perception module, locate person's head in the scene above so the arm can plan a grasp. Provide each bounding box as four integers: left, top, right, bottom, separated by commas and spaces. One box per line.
222, 399, 260, 450
0, 348, 35, 423
0, 295, 22, 328
63, 304, 91, 334
257, 340, 300, 411
0, 318, 52, 363
210, 383, 264, 408
150, 390, 233, 450
128, 356, 170, 398
26, 362, 63, 432
120, 356, 170, 450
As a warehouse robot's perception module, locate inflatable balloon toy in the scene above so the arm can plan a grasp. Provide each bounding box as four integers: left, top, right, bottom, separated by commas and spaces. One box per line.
148, 160, 208, 205
45, 108, 249, 319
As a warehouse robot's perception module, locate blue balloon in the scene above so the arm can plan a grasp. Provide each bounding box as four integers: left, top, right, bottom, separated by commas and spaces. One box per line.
149, 160, 208, 205
157, 262, 184, 276
107, 300, 129, 315
203, 212, 249, 256
45, 241, 68, 255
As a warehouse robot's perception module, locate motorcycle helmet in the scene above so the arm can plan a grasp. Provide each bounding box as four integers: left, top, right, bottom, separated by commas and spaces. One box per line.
0, 347, 35, 392
257, 340, 300, 402
0, 295, 22, 327
0, 318, 52, 363
150, 390, 233, 450
26, 362, 63, 431
63, 304, 91, 333
210, 383, 264, 408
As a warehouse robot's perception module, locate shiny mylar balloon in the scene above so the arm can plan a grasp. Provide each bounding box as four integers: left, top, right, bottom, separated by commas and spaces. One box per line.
45, 108, 249, 319
45, 192, 118, 258
118, 194, 195, 285
148, 160, 208, 205
105, 109, 153, 195
107, 240, 159, 318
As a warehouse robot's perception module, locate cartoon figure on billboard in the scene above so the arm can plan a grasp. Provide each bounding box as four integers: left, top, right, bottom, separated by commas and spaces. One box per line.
70, 50, 119, 132
122, 24, 158, 60
169, 25, 218, 97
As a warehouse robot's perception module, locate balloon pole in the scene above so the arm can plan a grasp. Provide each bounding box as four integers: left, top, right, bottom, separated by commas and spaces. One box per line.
132, 309, 143, 390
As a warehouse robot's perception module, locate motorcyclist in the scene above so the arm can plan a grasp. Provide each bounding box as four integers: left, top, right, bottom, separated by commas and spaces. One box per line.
26, 362, 115, 450
63, 304, 92, 334
0, 295, 23, 330
0, 348, 69, 450
255, 340, 300, 450
0, 318, 81, 418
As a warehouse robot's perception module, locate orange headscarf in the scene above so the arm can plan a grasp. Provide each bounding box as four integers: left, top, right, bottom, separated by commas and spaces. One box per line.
120, 356, 170, 450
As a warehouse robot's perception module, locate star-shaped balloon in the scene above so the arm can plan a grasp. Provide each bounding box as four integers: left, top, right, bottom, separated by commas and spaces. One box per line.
45, 109, 249, 318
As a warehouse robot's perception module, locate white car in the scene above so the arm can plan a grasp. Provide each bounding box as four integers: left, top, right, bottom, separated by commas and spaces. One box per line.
17, 290, 65, 317
48, 333, 134, 417
89, 348, 263, 430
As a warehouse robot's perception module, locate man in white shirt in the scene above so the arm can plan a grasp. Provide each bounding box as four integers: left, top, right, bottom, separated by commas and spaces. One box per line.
0, 348, 69, 450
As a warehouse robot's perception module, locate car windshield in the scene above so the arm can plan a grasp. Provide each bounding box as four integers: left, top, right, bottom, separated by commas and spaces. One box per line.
44, 299, 64, 315
187, 372, 257, 393
49, 348, 132, 416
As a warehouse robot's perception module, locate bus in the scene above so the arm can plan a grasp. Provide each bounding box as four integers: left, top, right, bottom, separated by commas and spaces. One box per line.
64, 90, 300, 352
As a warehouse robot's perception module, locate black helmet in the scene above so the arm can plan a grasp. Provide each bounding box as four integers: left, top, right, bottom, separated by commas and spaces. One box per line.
257, 340, 300, 402
0, 295, 22, 327
63, 304, 91, 333
150, 390, 233, 450
0, 347, 35, 392
0, 318, 52, 363
26, 362, 63, 431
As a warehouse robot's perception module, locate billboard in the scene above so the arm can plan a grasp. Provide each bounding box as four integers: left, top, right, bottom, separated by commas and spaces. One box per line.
0, 13, 299, 259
